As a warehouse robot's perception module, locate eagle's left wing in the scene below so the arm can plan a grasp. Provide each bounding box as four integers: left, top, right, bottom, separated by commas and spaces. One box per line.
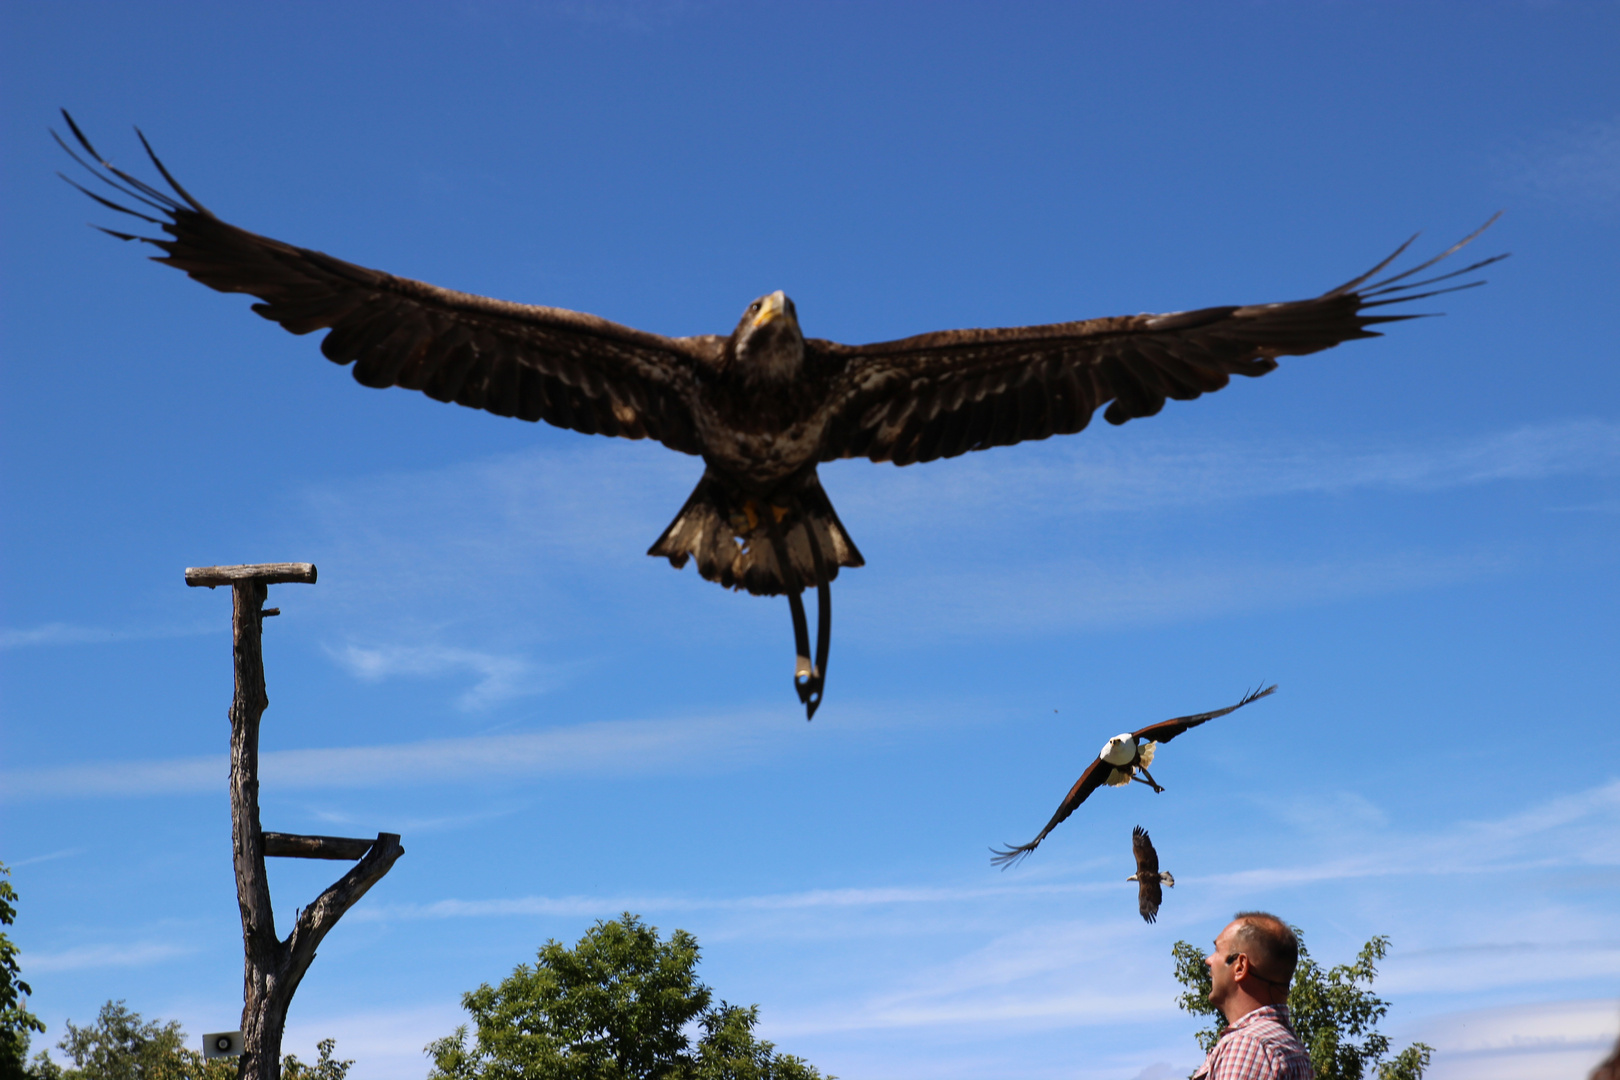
810, 224, 1502, 466
1132, 825, 1160, 875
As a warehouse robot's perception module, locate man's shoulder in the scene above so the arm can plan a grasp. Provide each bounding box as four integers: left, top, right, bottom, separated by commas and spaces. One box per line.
1206, 1008, 1312, 1079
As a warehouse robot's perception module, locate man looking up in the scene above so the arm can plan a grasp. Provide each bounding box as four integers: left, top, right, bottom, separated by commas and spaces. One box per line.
1192, 912, 1314, 1080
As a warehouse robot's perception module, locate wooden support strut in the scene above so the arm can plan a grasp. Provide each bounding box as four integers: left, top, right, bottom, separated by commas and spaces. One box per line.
186, 563, 403, 1080
261, 833, 384, 861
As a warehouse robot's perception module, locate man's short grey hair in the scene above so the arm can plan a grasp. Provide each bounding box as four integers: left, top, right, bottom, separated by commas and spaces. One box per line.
1231, 911, 1299, 986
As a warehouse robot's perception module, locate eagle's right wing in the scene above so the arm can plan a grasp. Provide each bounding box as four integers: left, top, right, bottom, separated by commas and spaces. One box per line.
991, 755, 1111, 868
57, 113, 709, 454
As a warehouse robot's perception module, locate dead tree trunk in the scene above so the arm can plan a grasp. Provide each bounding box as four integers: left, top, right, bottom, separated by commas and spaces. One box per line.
187, 563, 404, 1080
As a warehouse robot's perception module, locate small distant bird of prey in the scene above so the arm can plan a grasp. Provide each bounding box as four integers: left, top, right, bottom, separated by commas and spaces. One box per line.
1129, 825, 1174, 924
56, 112, 1502, 720
991, 684, 1276, 866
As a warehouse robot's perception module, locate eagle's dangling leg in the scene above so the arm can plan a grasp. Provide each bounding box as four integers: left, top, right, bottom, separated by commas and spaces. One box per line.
1133, 767, 1166, 794
801, 522, 832, 719
764, 517, 818, 720
764, 505, 830, 720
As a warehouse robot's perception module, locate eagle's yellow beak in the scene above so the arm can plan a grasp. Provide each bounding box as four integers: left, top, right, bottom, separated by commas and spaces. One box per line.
752, 290, 787, 329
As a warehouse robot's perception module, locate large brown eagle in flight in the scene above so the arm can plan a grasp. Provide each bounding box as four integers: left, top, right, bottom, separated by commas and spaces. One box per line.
57, 113, 1501, 718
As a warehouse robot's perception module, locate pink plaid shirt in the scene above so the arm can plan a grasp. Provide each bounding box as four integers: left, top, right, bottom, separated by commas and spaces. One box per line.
1192, 1005, 1313, 1080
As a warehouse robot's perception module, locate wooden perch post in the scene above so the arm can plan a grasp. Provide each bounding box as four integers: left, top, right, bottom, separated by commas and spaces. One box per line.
187, 563, 404, 1080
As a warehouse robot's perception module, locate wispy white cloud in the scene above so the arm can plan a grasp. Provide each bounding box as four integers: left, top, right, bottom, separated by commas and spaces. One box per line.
1414, 998, 1620, 1080
0, 755, 226, 803
25, 941, 196, 973
303, 802, 526, 835
279, 417, 1614, 652
351, 777, 1620, 928
838, 418, 1620, 520
1381, 940, 1620, 997
6, 848, 85, 868
1492, 116, 1620, 214
338, 775, 1620, 1036
0, 706, 804, 802
0, 621, 214, 650
128, 778, 1619, 1076
357, 878, 1116, 923
1193, 779, 1620, 894
850, 546, 1509, 640
779, 986, 1175, 1035
326, 641, 572, 709
298, 419, 1620, 584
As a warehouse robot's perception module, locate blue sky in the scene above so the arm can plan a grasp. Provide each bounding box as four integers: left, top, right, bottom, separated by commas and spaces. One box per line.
3, 2, 1618, 1078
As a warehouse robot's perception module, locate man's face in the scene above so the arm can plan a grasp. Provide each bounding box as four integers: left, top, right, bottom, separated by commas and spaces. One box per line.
1206, 921, 1242, 1008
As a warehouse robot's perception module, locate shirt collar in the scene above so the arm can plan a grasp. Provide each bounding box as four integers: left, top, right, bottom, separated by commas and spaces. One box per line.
1226, 1003, 1293, 1033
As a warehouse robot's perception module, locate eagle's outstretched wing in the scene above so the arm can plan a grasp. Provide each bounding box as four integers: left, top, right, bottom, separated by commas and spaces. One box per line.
1133, 826, 1163, 924
56, 113, 708, 453
811, 225, 1503, 466
1132, 824, 1160, 875
1134, 683, 1277, 745
990, 755, 1111, 868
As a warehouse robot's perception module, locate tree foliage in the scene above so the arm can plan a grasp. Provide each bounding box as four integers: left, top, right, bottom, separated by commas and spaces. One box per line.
426, 914, 829, 1080
48, 1001, 197, 1080
278, 1039, 353, 1080
23, 999, 348, 1080
1171, 930, 1433, 1080
1, 863, 47, 1080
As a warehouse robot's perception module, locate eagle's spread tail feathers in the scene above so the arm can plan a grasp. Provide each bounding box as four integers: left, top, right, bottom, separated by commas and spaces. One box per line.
649, 467, 864, 596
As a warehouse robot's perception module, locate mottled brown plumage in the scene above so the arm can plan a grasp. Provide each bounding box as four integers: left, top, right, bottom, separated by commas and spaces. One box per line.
1129, 826, 1174, 924
992, 685, 1277, 867
58, 111, 1501, 718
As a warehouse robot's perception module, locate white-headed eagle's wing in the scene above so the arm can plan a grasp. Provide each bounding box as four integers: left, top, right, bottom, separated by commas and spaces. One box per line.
990, 754, 1116, 868
1133, 826, 1164, 923
1134, 683, 1277, 745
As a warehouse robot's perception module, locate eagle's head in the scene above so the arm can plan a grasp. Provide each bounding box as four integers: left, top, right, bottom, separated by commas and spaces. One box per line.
729, 291, 805, 382
1100, 733, 1137, 766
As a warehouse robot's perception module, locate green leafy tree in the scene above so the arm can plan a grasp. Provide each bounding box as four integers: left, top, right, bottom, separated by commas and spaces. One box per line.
42, 1000, 231, 1080
279, 1039, 352, 1080
1, 862, 48, 1080
35, 1000, 345, 1080
426, 913, 829, 1080
1171, 930, 1433, 1080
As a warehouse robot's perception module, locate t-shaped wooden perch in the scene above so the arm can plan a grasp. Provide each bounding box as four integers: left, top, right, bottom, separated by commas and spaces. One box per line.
187, 563, 403, 1080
